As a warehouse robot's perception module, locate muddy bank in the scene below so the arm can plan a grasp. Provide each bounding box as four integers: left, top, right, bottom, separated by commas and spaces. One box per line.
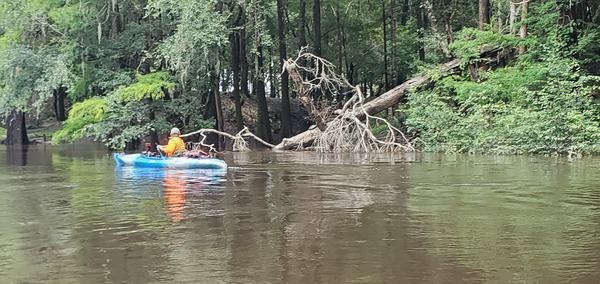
209, 94, 311, 147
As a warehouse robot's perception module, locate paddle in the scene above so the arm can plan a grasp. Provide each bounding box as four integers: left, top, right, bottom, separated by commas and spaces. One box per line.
156, 144, 166, 158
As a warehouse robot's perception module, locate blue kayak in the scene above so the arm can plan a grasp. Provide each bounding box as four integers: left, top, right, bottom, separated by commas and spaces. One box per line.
114, 153, 228, 170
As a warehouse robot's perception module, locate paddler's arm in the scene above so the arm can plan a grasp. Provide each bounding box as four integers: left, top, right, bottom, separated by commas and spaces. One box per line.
161, 139, 178, 157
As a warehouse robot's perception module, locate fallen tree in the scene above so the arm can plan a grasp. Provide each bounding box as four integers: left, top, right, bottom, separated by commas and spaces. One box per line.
272, 53, 462, 151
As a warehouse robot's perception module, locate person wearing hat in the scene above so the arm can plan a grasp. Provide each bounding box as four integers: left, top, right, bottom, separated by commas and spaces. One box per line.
157, 127, 187, 157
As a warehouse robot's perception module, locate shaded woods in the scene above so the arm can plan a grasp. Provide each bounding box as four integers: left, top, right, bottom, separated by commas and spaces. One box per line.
2, 0, 600, 155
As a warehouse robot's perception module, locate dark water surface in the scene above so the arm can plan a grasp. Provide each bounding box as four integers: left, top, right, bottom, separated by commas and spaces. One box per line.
0, 144, 599, 283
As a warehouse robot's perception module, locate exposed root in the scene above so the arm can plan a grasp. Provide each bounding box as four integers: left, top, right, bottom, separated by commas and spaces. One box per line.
284, 50, 415, 153
283, 47, 354, 131
314, 86, 415, 153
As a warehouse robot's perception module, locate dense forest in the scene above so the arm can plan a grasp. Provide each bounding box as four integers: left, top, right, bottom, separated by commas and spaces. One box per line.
1, 0, 600, 155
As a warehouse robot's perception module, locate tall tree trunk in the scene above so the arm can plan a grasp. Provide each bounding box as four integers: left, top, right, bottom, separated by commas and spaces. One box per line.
497, 0, 504, 32
110, 0, 121, 39
390, 0, 397, 86
278, 0, 293, 138
479, 0, 490, 30
240, 24, 250, 98
53, 87, 67, 121
509, 1, 517, 34
416, 0, 426, 61
5, 110, 29, 146
313, 0, 327, 100
313, 0, 322, 57
268, 53, 277, 98
255, 45, 273, 145
213, 61, 225, 150
519, 0, 528, 55
401, 0, 410, 25
230, 32, 244, 131
382, 0, 389, 91
298, 0, 308, 78
335, 9, 343, 75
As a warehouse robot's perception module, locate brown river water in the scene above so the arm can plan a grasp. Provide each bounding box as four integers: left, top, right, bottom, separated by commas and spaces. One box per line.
0, 143, 599, 283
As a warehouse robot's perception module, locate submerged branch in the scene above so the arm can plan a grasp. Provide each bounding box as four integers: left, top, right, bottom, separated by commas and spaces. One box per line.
182, 126, 274, 152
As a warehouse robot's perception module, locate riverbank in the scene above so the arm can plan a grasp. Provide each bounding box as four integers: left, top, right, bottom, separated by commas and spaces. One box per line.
2, 93, 311, 147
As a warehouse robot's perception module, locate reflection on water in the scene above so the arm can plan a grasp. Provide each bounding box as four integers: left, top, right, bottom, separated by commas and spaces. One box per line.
115, 167, 227, 222
0, 146, 599, 283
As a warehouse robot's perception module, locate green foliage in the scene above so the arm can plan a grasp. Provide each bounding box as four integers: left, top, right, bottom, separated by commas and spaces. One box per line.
53, 71, 215, 149
449, 28, 519, 68
84, 100, 155, 149
148, 0, 229, 83
162, 96, 214, 131
52, 97, 108, 144
0, 45, 73, 118
402, 2, 600, 155
53, 93, 154, 149
53, 72, 169, 148
116, 72, 175, 102
403, 56, 600, 155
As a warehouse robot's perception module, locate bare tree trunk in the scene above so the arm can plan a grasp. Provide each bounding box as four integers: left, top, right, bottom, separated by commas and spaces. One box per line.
401, 0, 409, 25
53, 87, 67, 121
298, 0, 308, 78
278, 0, 293, 139
110, 0, 121, 39
312, 0, 325, 100
390, 0, 397, 86
240, 27, 250, 98
354, 59, 461, 120
519, 0, 529, 55
509, 1, 517, 34
497, 0, 504, 32
479, 0, 490, 30
268, 53, 277, 98
416, 0, 425, 61
313, 0, 322, 57
382, 0, 389, 90
213, 61, 225, 150
335, 8, 343, 75
5, 110, 29, 146
230, 32, 244, 131
255, 45, 273, 145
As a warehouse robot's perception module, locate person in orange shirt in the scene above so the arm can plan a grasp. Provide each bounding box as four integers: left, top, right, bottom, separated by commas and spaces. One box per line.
158, 127, 187, 157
